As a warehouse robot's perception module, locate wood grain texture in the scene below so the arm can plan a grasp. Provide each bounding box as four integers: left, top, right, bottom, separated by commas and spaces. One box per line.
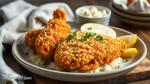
129, 79, 150, 84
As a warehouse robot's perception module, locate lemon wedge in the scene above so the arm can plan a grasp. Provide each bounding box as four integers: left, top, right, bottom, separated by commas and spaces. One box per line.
122, 48, 138, 58
117, 34, 138, 48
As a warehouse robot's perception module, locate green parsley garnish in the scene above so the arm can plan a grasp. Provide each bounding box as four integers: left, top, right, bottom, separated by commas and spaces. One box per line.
81, 32, 96, 42
87, 27, 93, 30
95, 35, 104, 40
81, 36, 88, 42
67, 32, 77, 42
124, 58, 129, 62
116, 65, 121, 69
86, 32, 96, 37
100, 68, 105, 72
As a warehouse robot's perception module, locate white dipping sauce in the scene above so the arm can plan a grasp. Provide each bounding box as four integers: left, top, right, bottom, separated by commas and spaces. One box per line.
79, 6, 107, 18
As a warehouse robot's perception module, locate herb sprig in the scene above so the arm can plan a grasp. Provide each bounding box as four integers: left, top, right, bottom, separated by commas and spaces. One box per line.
81, 32, 96, 42
95, 35, 104, 40
67, 32, 77, 42
86, 32, 96, 37
81, 36, 88, 42
87, 27, 93, 30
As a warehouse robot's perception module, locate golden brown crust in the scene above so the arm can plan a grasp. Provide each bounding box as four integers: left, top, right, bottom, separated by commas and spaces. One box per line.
25, 8, 71, 60
53, 8, 67, 22
25, 29, 41, 50
34, 19, 70, 59
54, 31, 127, 71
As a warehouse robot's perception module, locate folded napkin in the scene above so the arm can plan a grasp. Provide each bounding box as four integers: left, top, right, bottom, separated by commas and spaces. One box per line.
0, 0, 74, 84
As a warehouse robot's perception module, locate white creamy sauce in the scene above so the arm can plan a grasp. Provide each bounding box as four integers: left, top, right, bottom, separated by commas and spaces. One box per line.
80, 6, 107, 18
80, 23, 117, 38
88, 57, 130, 73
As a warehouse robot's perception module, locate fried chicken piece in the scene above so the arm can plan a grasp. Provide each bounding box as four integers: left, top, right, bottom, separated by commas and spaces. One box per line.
34, 9, 71, 60
25, 29, 41, 50
54, 31, 127, 71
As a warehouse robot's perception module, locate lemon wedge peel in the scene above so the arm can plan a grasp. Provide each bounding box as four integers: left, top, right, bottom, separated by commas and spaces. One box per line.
117, 34, 138, 48
117, 34, 139, 58
122, 48, 139, 58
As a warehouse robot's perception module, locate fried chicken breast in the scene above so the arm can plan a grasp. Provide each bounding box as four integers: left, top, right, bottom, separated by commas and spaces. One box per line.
54, 31, 127, 71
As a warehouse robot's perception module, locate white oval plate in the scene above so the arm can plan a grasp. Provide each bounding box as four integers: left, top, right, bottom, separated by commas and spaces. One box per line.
12, 27, 147, 82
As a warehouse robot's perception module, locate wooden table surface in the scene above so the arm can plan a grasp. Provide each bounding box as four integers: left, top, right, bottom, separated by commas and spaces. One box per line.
1, 0, 150, 84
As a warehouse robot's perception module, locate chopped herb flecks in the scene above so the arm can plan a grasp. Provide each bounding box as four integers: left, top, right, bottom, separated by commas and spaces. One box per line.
100, 68, 105, 72
124, 58, 129, 62
81, 36, 88, 42
86, 32, 96, 37
87, 27, 93, 30
81, 32, 96, 42
67, 32, 77, 42
95, 35, 104, 40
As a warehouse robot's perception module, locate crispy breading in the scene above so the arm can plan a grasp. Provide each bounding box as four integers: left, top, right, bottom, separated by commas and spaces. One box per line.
54, 31, 127, 71
25, 8, 71, 60
34, 9, 71, 60
53, 8, 67, 21
25, 29, 41, 50
35, 19, 70, 59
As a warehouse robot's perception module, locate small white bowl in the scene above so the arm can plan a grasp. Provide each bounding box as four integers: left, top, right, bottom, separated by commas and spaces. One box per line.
75, 5, 111, 25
